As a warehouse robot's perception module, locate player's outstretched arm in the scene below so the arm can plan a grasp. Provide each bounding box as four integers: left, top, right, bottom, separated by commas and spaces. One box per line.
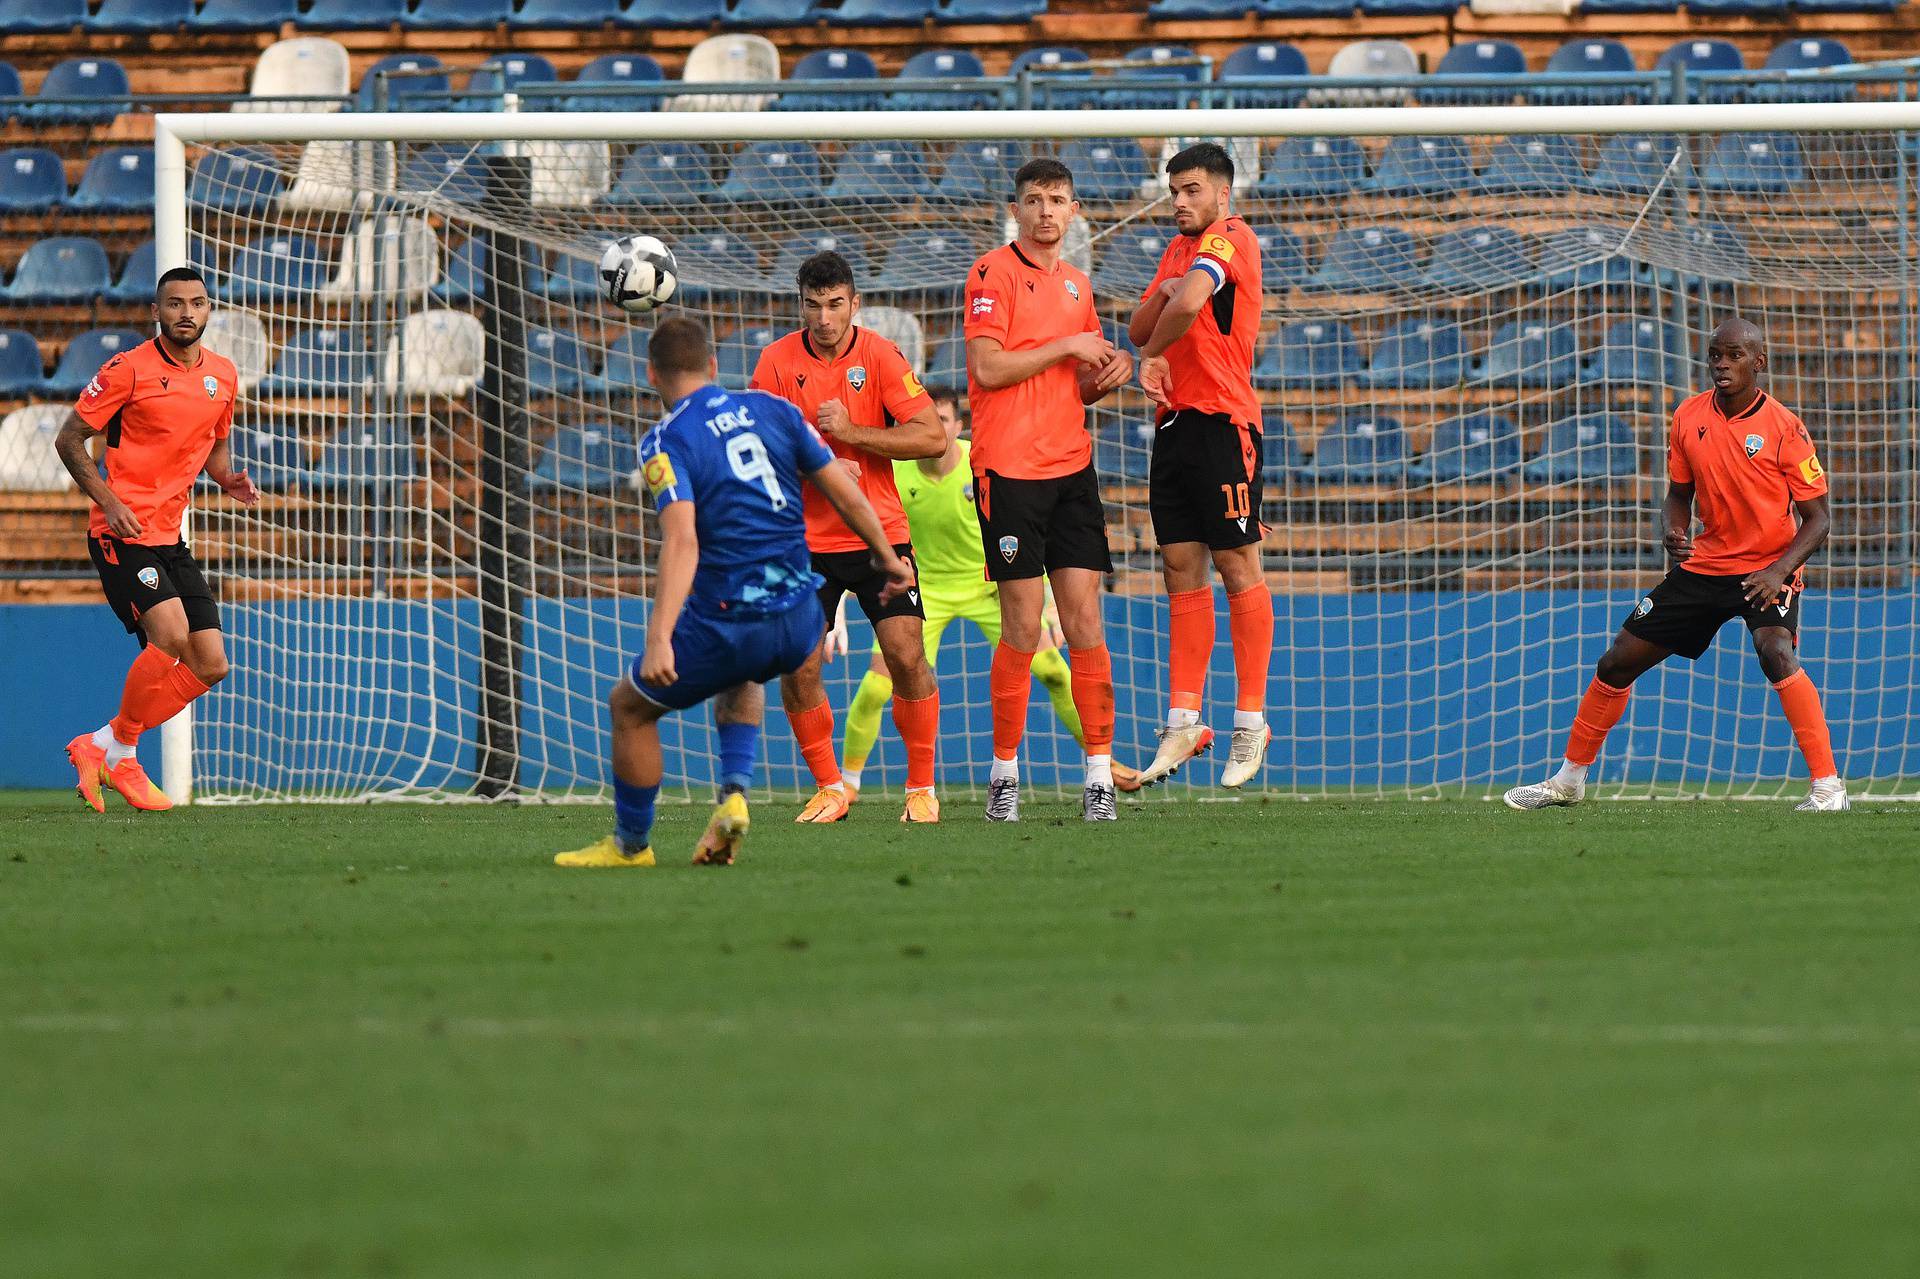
52, 410, 141, 539
1742, 494, 1832, 606
808, 460, 916, 604
641, 502, 699, 686
967, 333, 1113, 391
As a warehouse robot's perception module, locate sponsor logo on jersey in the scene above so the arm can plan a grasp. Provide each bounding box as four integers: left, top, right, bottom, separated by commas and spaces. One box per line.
1064, 279, 1080, 301
83, 376, 104, 400
1800, 455, 1824, 483
847, 366, 867, 393
1201, 233, 1235, 261
1744, 433, 1765, 458
642, 453, 676, 497
902, 369, 925, 399
969, 292, 996, 317
1633, 596, 1653, 619
998, 535, 1019, 563
204, 375, 219, 399
137, 566, 160, 591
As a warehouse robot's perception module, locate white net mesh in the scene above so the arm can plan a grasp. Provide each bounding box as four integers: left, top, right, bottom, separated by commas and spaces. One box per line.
173, 112, 1920, 802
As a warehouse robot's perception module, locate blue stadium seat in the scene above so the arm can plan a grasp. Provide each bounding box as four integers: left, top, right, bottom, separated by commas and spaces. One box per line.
1535, 225, 1644, 291
1793, 0, 1898, 11
0, 330, 44, 396
588, 328, 650, 397
29, 58, 129, 125
891, 49, 991, 112
829, 0, 931, 22
1700, 133, 1804, 191
531, 422, 635, 492
1682, 219, 1752, 277
526, 328, 595, 396
1106, 45, 1206, 111
191, 147, 287, 217
1059, 138, 1150, 203
1524, 414, 1638, 484
826, 142, 934, 203
620, 0, 726, 24
190, 0, 297, 31
1357, 0, 1453, 14
1148, 0, 1250, 20
1420, 227, 1536, 291
1357, 318, 1464, 389
397, 144, 490, 204
1099, 226, 1168, 301
432, 237, 489, 304
68, 147, 154, 213
727, 0, 817, 20
778, 49, 879, 112
0, 63, 19, 123
607, 143, 717, 206
355, 54, 448, 110
873, 225, 980, 297
1366, 136, 1474, 197
404, 0, 511, 29
1252, 226, 1309, 290
1218, 42, 1309, 108
88, 0, 189, 33
1470, 321, 1578, 387
770, 232, 871, 291
673, 230, 765, 299
1008, 47, 1092, 108
1259, 416, 1307, 483
926, 331, 966, 390
228, 234, 329, 304
47, 329, 146, 398
1101, 316, 1138, 360
459, 54, 556, 110
937, 0, 1045, 17
1581, 0, 1674, 11
1302, 227, 1422, 294
717, 325, 779, 390
512, 0, 622, 27
259, 328, 371, 398
229, 420, 310, 492
1579, 317, 1690, 388
564, 55, 663, 111
0, 0, 86, 32
1412, 412, 1520, 483
5, 239, 111, 304
538, 253, 601, 302
1419, 40, 1528, 106
310, 426, 417, 491
1254, 321, 1362, 389
933, 139, 1025, 201
1261, 0, 1354, 13
719, 141, 824, 205
1689, 0, 1785, 14
1096, 419, 1153, 483
1755, 38, 1854, 102
1656, 39, 1745, 103
1585, 135, 1671, 194
1533, 38, 1644, 105
1258, 136, 1366, 199
106, 241, 157, 304
0, 149, 68, 212
1311, 412, 1406, 483
301, 0, 405, 27
1477, 135, 1582, 194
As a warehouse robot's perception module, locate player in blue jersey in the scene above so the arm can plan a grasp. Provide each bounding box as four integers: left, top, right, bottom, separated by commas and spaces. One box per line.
555, 317, 916, 869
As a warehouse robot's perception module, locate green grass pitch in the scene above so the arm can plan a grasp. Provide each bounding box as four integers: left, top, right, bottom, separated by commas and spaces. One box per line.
3, 790, 1918, 1277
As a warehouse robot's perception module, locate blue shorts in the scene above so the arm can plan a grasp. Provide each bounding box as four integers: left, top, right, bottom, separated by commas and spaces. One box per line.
629, 596, 825, 711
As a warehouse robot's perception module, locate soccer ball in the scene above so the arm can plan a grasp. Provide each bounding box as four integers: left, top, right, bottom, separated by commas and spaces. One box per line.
599, 235, 678, 314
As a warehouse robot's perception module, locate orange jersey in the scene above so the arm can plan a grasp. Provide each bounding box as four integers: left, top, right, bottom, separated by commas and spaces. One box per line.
1142, 216, 1263, 428
962, 242, 1100, 481
74, 337, 237, 546
750, 325, 931, 554
1668, 390, 1828, 576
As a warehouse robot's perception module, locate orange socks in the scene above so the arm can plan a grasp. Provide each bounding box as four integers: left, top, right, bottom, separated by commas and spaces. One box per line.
1226, 585, 1273, 714
1168, 588, 1214, 715
1772, 670, 1838, 779
1564, 677, 1631, 767
990, 642, 1035, 761
109, 645, 210, 745
788, 699, 842, 788
891, 691, 940, 792
1067, 644, 1115, 753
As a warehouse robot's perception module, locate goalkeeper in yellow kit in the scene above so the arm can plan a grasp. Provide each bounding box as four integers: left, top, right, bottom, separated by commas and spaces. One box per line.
834, 388, 1140, 796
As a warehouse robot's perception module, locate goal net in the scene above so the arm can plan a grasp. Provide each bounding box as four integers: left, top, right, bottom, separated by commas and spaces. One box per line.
159, 104, 1920, 803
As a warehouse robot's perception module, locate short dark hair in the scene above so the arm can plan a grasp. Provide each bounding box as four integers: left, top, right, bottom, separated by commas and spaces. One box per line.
1166, 141, 1234, 184
796, 250, 856, 297
926, 385, 962, 410
649, 315, 713, 377
1013, 157, 1073, 200
154, 266, 207, 301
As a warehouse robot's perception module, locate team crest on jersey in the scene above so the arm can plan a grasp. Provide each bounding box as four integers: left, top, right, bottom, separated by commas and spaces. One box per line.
137, 566, 159, 591
847, 366, 867, 392
1064, 279, 1080, 301
1633, 596, 1653, 619
963, 483, 974, 502
203, 375, 219, 399
998, 535, 1019, 563
1744, 433, 1765, 458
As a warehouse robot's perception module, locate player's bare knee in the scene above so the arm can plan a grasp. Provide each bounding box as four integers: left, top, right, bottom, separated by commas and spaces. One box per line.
1594, 646, 1641, 688
1755, 635, 1799, 683
1214, 545, 1263, 595
192, 654, 231, 686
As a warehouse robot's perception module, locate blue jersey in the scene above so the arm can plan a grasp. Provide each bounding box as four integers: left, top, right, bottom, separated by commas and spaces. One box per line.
639, 383, 834, 619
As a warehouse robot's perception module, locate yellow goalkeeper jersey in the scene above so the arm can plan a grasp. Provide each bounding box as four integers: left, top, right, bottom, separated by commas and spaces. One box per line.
893, 441, 988, 595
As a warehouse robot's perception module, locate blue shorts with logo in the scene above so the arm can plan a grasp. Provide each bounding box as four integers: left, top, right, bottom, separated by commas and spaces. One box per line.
629, 594, 825, 711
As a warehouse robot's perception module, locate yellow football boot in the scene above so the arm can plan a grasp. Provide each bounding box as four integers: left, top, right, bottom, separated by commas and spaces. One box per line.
692, 792, 750, 866
554, 835, 655, 868
65, 734, 107, 814
794, 786, 851, 823
103, 758, 172, 812
900, 789, 940, 824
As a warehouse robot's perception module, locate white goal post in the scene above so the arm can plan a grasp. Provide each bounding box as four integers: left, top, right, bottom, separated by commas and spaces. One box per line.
153, 102, 1920, 804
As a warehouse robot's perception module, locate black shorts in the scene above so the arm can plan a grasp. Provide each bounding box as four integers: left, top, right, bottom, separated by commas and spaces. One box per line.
974, 465, 1113, 583
814, 543, 924, 625
1620, 565, 1800, 661
88, 534, 220, 639
1149, 409, 1265, 551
